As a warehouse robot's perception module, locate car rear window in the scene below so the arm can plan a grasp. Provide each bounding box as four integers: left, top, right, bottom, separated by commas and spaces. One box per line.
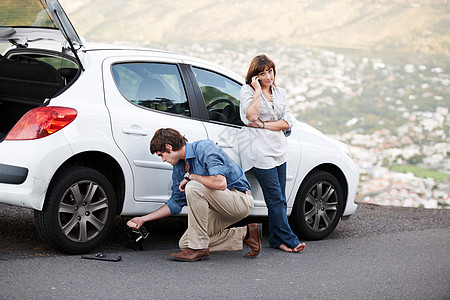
112, 63, 190, 117
0, 0, 57, 28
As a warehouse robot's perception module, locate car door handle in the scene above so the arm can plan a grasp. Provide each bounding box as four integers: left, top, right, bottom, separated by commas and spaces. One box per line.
122, 128, 148, 136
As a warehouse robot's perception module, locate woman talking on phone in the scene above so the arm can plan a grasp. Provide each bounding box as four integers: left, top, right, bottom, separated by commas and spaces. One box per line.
239, 54, 306, 253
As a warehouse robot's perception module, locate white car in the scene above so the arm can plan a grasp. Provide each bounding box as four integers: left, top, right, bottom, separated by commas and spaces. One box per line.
0, 0, 358, 254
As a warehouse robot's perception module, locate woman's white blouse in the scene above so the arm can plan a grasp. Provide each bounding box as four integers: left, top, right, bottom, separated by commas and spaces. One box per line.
239, 84, 294, 172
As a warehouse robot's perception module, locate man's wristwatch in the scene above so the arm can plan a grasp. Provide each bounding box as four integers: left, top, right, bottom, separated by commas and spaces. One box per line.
184, 172, 191, 181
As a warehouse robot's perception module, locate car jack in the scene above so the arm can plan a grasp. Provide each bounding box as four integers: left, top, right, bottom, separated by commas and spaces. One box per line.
124, 225, 149, 251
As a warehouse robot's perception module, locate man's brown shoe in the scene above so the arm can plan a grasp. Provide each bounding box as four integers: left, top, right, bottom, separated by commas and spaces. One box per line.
169, 248, 210, 262
244, 223, 262, 258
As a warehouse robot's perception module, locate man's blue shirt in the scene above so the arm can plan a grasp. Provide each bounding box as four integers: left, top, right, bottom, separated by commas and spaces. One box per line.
166, 140, 251, 215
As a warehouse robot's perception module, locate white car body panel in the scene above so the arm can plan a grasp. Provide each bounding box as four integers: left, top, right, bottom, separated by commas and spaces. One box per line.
0, 133, 72, 210
0, 28, 66, 46
102, 55, 208, 205
0, 46, 359, 216
295, 122, 359, 216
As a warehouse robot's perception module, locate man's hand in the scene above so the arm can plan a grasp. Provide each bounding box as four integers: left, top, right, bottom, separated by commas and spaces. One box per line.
127, 217, 144, 229
125, 204, 172, 229
179, 178, 189, 192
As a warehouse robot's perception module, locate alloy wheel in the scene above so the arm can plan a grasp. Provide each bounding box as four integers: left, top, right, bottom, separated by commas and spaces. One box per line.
304, 181, 338, 232
58, 180, 109, 242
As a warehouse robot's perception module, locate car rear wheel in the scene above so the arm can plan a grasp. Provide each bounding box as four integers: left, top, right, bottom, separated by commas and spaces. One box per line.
290, 170, 344, 240
35, 166, 116, 254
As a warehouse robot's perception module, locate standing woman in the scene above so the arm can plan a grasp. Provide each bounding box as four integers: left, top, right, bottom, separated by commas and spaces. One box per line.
239, 54, 306, 253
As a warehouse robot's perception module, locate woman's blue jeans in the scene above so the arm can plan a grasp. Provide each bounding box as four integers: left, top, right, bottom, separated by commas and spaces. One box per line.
251, 163, 300, 249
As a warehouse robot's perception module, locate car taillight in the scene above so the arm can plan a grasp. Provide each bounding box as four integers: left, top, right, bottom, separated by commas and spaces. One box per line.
6, 107, 77, 140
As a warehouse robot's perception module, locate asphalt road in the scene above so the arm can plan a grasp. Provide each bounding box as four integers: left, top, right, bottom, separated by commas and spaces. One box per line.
0, 203, 449, 299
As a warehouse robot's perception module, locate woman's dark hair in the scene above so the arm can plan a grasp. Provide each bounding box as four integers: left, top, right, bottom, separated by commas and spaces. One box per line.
245, 54, 276, 85
150, 128, 187, 154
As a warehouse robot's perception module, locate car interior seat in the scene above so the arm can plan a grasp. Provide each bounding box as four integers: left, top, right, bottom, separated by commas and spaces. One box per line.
136, 78, 168, 101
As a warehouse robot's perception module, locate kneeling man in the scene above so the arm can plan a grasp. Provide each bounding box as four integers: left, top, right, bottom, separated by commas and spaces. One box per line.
127, 128, 261, 261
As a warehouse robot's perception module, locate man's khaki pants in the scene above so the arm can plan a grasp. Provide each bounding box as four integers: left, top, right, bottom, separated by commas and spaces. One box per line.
179, 181, 254, 252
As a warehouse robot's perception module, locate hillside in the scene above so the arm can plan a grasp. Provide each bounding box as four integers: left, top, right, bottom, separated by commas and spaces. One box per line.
58, 0, 450, 59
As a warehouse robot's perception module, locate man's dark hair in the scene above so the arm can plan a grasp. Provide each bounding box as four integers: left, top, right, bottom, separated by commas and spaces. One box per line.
150, 128, 188, 154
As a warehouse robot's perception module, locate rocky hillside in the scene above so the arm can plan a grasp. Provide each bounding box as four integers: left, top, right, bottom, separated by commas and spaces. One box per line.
59, 0, 449, 59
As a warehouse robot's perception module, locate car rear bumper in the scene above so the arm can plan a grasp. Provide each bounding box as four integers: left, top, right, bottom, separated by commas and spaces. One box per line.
0, 134, 73, 210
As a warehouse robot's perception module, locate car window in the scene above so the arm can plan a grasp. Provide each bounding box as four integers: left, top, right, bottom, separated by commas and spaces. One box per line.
31, 56, 78, 69
7, 53, 78, 86
192, 67, 243, 126
112, 63, 190, 116
0, 1, 57, 28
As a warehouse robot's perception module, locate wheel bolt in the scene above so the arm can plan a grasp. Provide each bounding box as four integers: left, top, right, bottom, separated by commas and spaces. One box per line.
85, 212, 90, 216
77, 216, 81, 221
74, 206, 78, 210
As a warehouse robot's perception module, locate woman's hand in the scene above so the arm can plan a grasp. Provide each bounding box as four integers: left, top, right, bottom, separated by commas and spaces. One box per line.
246, 78, 263, 122
259, 120, 290, 131
251, 76, 261, 91
247, 118, 264, 128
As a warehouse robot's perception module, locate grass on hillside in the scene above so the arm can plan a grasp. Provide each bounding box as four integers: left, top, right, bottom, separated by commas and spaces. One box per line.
389, 165, 450, 181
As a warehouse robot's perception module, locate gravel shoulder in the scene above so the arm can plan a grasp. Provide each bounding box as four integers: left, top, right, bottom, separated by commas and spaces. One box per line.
0, 203, 448, 259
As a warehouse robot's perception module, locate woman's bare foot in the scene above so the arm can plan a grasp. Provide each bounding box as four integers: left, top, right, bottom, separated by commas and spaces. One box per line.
279, 244, 293, 252
292, 242, 306, 253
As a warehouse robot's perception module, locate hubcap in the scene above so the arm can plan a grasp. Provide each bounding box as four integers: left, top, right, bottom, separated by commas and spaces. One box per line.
304, 181, 338, 232
58, 180, 109, 242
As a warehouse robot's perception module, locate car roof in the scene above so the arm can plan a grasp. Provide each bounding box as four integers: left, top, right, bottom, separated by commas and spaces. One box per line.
82, 42, 244, 83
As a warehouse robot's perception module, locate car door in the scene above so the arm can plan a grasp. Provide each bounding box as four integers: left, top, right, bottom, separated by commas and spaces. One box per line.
183, 65, 265, 209
103, 56, 207, 203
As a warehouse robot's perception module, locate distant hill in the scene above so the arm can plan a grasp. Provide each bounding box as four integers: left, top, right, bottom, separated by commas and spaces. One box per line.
59, 0, 449, 60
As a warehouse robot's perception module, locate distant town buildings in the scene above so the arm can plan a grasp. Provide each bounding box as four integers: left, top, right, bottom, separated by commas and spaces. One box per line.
166, 42, 449, 209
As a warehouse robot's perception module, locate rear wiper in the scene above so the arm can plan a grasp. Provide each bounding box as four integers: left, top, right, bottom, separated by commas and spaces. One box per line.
0, 27, 27, 48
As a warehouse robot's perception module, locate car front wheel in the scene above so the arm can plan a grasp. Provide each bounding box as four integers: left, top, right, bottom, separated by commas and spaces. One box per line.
35, 166, 117, 254
290, 170, 344, 240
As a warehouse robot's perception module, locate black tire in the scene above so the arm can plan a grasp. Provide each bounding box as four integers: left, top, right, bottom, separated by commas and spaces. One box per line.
35, 166, 117, 254
290, 170, 344, 240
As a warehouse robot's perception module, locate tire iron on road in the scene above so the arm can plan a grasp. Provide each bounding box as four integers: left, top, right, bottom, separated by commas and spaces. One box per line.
81, 253, 122, 262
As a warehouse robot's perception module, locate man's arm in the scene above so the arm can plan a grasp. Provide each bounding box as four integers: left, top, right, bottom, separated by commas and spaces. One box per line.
127, 204, 172, 229
179, 174, 227, 192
